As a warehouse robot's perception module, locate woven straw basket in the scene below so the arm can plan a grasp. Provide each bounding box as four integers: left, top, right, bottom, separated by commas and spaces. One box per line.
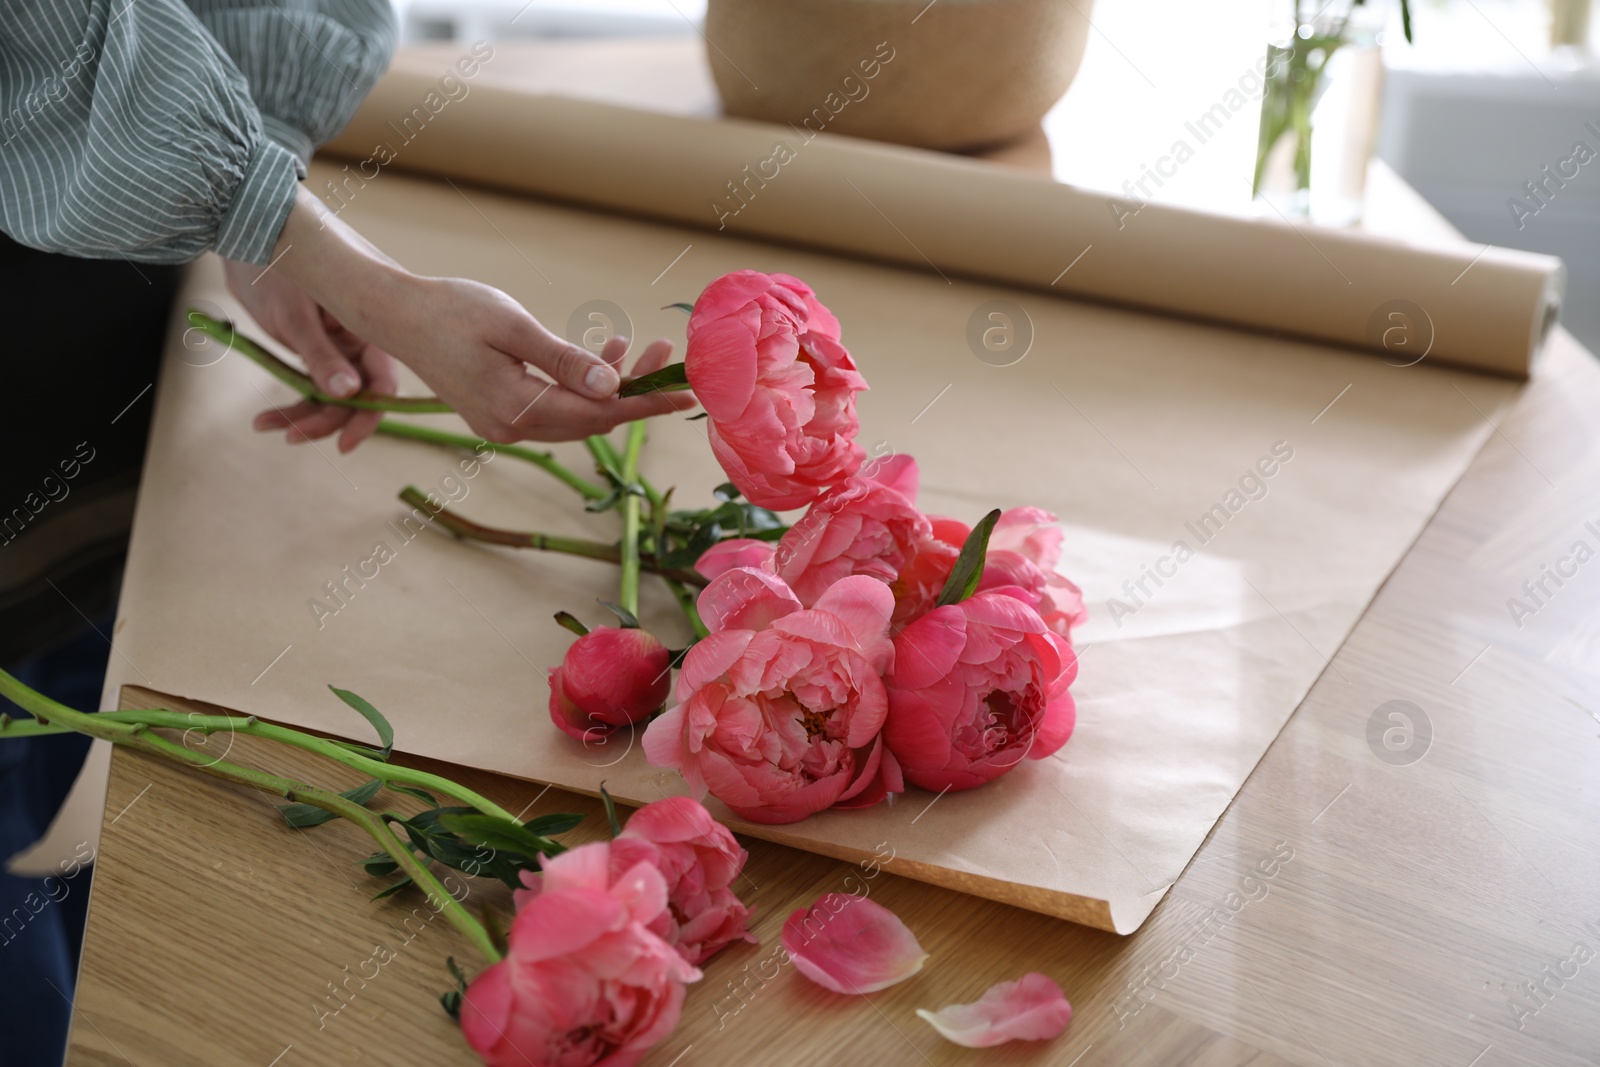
703, 0, 1095, 151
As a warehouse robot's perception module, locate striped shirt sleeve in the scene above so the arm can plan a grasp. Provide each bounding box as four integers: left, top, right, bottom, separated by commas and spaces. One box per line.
0, 0, 394, 266
190, 0, 397, 170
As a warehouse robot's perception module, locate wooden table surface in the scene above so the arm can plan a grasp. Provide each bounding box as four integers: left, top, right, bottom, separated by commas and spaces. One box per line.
68, 41, 1600, 1067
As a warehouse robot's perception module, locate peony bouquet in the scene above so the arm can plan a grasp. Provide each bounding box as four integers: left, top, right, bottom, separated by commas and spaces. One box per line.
191, 269, 1086, 827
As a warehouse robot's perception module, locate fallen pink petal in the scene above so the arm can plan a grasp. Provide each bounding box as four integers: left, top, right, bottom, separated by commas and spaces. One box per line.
780, 893, 927, 994
915, 972, 1072, 1047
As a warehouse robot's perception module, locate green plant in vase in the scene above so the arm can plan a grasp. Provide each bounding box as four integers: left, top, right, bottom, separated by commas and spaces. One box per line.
1253, 0, 1412, 214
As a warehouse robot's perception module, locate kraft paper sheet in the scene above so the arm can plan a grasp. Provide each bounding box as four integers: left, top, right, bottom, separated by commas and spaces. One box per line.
103, 81, 1535, 933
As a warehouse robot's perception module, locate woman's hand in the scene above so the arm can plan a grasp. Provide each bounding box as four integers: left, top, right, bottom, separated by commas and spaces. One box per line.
223, 258, 398, 452
251, 187, 694, 445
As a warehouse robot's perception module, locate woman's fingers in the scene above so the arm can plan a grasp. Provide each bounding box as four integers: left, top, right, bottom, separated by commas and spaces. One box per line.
253, 397, 351, 442
629, 338, 677, 379
494, 297, 621, 401
336, 345, 398, 452
599, 333, 630, 370
282, 305, 365, 399
501, 381, 699, 441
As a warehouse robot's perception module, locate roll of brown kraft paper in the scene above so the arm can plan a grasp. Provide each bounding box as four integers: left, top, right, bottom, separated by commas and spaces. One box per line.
325, 66, 1563, 378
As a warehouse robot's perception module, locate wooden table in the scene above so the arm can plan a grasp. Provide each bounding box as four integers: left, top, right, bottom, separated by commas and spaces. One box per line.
67, 41, 1600, 1067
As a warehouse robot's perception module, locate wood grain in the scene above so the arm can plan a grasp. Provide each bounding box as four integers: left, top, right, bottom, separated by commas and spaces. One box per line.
67, 41, 1600, 1067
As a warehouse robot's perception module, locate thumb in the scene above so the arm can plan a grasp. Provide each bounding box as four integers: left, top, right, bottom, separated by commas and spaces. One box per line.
502, 311, 621, 401
289, 315, 363, 399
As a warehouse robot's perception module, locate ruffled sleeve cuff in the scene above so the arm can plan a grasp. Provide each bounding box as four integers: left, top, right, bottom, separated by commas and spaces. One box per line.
259, 115, 314, 177
212, 138, 301, 266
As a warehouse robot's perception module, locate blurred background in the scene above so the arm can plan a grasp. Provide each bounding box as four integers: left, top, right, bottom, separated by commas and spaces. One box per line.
383, 0, 1597, 347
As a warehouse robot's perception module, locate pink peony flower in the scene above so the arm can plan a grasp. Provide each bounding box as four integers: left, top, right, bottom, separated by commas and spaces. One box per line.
692, 537, 778, 583
886, 516, 965, 627
685, 270, 868, 511
548, 628, 672, 743
462, 842, 699, 1067
781, 893, 928, 994
513, 800, 755, 970
616, 797, 757, 966
890, 508, 1086, 638
695, 454, 935, 611
984, 507, 1088, 639
773, 453, 931, 607
641, 571, 902, 824
883, 591, 1077, 792
916, 973, 1072, 1047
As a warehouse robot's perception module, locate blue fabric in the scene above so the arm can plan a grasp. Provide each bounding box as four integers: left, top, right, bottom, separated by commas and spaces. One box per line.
1, 624, 104, 1067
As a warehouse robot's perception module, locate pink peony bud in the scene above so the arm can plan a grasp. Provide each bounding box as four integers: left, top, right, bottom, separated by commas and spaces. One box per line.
548, 627, 672, 743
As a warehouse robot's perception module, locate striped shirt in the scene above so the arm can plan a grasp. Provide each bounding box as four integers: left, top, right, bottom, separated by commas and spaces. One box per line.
0, 0, 396, 266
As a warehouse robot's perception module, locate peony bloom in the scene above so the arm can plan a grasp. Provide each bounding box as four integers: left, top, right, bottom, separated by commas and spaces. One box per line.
463, 842, 699, 1067
983, 507, 1088, 639
886, 516, 965, 627
641, 571, 902, 824
692, 537, 778, 583
773, 453, 931, 607
890, 508, 1086, 638
695, 454, 933, 610
685, 270, 868, 511
883, 590, 1077, 792
548, 628, 672, 743
916, 973, 1072, 1047
781, 894, 928, 995
615, 797, 757, 966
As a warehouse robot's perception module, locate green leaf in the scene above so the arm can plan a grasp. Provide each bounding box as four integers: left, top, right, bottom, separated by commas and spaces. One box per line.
387, 783, 439, 806
440, 955, 469, 1019
685, 412, 709, 421
936, 509, 1002, 608
329, 739, 390, 763
522, 812, 585, 836
363, 850, 401, 877
598, 600, 640, 629
713, 482, 741, 502
599, 783, 623, 839
278, 778, 383, 828
583, 487, 624, 513
554, 611, 590, 637
372, 877, 413, 901
662, 302, 694, 314
392, 807, 544, 889
328, 687, 394, 757
618, 362, 690, 398
435, 812, 561, 861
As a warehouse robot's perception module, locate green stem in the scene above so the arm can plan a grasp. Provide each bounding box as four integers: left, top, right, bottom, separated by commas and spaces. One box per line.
0, 671, 500, 964
3, 709, 519, 824
664, 577, 709, 639
376, 421, 608, 501
619, 421, 647, 617
397, 487, 707, 587
589, 434, 663, 506
186, 311, 452, 414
